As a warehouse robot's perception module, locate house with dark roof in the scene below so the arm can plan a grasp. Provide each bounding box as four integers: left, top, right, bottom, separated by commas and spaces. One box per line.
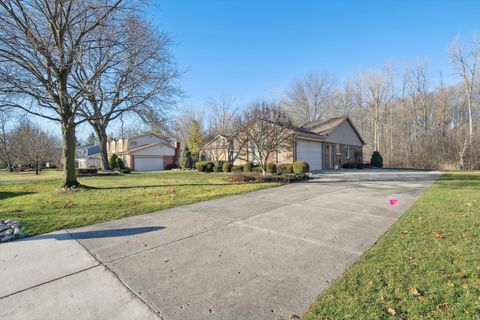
200, 116, 365, 171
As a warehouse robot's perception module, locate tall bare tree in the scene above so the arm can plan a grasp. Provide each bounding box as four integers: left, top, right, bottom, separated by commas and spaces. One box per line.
76, 16, 180, 170
207, 96, 238, 138
237, 100, 295, 175
0, 0, 127, 187
282, 71, 335, 125
449, 35, 479, 168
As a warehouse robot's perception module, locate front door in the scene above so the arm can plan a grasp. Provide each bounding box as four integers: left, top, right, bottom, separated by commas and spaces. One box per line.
326, 144, 334, 169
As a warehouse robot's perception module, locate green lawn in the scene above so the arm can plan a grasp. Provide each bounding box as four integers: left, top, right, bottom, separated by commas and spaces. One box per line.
304, 172, 480, 320
0, 170, 282, 236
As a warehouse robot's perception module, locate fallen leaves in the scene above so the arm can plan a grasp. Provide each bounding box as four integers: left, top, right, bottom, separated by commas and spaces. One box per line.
409, 287, 420, 296
387, 307, 396, 316
433, 231, 446, 240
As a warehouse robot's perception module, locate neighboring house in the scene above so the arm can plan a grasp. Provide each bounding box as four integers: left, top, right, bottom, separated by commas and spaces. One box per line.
200, 116, 365, 171
75, 145, 102, 169
107, 133, 180, 171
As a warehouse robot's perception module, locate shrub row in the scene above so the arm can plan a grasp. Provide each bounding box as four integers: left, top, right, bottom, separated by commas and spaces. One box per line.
342, 162, 365, 169
194, 160, 310, 174
196, 161, 214, 172
226, 172, 309, 184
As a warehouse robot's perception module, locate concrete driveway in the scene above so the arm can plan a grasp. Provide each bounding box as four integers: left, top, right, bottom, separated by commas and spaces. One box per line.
0, 170, 442, 320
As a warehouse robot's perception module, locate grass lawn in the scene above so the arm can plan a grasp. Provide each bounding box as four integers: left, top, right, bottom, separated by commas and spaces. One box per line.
303, 172, 480, 319
0, 170, 283, 236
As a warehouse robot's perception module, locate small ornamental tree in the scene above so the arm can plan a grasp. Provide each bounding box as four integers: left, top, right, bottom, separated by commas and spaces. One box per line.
371, 151, 384, 168
180, 145, 194, 169
109, 154, 119, 170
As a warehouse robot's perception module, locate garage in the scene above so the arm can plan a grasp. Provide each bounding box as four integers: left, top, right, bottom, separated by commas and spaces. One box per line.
296, 139, 323, 171
134, 157, 164, 171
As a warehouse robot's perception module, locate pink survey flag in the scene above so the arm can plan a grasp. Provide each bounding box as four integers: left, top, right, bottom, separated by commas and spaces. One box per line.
389, 198, 399, 206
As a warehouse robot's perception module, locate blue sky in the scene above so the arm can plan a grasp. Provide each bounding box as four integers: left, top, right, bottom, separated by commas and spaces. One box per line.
146, 0, 480, 109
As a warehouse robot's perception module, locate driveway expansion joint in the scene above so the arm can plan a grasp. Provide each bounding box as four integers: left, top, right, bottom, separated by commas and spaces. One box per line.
234, 221, 363, 256
65, 229, 165, 320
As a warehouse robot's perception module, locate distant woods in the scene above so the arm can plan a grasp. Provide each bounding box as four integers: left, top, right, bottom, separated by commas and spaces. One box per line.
279, 37, 480, 170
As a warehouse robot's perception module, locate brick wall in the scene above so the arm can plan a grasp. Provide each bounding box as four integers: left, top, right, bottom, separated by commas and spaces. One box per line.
324, 143, 363, 169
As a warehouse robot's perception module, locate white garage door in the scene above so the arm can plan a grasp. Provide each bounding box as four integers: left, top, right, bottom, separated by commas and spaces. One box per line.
135, 157, 164, 171
296, 140, 323, 171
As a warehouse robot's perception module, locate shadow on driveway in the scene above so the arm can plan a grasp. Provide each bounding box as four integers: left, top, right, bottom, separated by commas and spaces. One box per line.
24, 226, 165, 241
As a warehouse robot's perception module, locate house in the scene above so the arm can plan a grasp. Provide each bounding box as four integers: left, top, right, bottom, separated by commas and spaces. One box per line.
75, 145, 102, 169
107, 133, 180, 171
200, 116, 365, 171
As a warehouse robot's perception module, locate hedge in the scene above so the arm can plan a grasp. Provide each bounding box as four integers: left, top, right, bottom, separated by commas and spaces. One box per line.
266, 163, 276, 174
76, 168, 98, 174
231, 165, 244, 172
277, 163, 294, 174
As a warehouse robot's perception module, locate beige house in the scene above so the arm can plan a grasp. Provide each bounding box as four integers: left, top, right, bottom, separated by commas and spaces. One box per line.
107, 134, 180, 171
200, 116, 365, 171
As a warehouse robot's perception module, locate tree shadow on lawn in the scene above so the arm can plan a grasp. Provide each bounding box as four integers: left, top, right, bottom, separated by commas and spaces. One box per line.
87, 183, 250, 190
23, 226, 165, 240
0, 191, 35, 200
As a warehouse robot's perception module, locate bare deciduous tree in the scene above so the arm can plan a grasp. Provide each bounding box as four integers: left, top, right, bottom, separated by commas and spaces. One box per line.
449, 35, 479, 168
10, 122, 60, 174
207, 96, 238, 138
0, 0, 127, 187
0, 107, 13, 171
76, 15, 180, 170
237, 100, 295, 175
282, 71, 335, 125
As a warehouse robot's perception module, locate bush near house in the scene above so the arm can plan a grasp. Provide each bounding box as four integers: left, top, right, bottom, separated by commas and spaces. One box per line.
165, 163, 177, 170
342, 162, 356, 169
116, 157, 125, 170
195, 161, 214, 172
243, 162, 254, 172
222, 162, 232, 172
371, 151, 384, 168
267, 163, 277, 174
109, 154, 119, 170
293, 160, 310, 173
231, 165, 244, 172
277, 163, 294, 174
213, 164, 223, 172
252, 166, 263, 173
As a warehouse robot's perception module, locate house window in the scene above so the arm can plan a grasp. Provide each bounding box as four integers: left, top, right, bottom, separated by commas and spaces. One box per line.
346, 145, 351, 159
336, 144, 342, 155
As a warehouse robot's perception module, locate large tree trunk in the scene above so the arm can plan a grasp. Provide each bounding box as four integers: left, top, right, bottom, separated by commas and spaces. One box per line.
61, 122, 80, 188
93, 121, 110, 170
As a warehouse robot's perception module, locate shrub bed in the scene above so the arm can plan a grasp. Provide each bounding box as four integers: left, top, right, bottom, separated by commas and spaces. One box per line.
231, 165, 244, 172
267, 163, 276, 174
222, 163, 232, 172
277, 163, 294, 174
213, 164, 223, 172
243, 162, 254, 172
226, 172, 309, 184
293, 160, 310, 173
342, 162, 356, 169
195, 161, 214, 172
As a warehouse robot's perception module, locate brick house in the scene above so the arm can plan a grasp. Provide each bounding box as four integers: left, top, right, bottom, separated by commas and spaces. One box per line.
107, 134, 180, 171
200, 116, 365, 171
